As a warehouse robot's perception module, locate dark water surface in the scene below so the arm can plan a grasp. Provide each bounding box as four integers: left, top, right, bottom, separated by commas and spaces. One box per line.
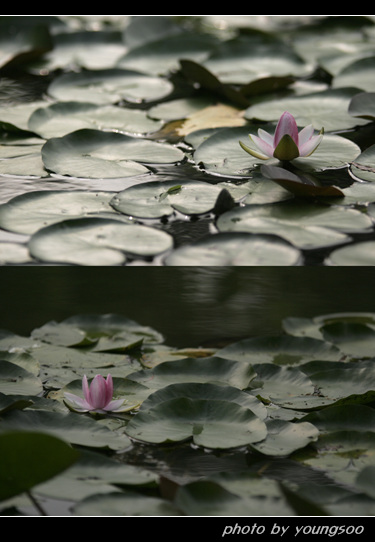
1, 266, 375, 348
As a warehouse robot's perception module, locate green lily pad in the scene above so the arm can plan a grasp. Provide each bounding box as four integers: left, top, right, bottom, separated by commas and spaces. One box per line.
348, 91, 375, 121
61, 313, 164, 347
127, 356, 256, 390
119, 32, 219, 76
243, 88, 368, 132
203, 32, 310, 84
110, 180, 225, 218
41, 30, 126, 70
41, 129, 183, 179
28, 101, 163, 139
28, 217, 174, 266
0, 409, 132, 450
325, 241, 375, 266
0, 360, 43, 396
217, 201, 371, 250
261, 165, 344, 198
319, 321, 375, 358
333, 56, 375, 92
0, 431, 79, 502
73, 490, 181, 516
0, 190, 118, 235
0, 21, 52, 69
350, 143, 375, 182
250, 419, 319, 456
164, 232, 302, 266
139, 382, 268, 421
251, 363, 315, 401
216, 334, 342, 366
193, 125, 361, 178
0, 143, 47, 177
174, 478, 293, 516
125, 396, 267, 449
47, 68, 174, 104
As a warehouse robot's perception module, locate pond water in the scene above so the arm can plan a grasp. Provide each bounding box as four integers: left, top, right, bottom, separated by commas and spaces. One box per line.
2, 266, 375, 349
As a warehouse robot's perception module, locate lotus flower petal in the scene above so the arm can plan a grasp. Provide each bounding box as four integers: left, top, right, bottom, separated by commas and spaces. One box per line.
64, 373, 133, 414
240, 111, 323, 162
274, 111, 299, 147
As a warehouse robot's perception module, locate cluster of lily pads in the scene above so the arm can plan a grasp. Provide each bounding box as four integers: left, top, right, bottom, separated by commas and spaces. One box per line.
1, 15, 375, 265
3, 312, 375, 515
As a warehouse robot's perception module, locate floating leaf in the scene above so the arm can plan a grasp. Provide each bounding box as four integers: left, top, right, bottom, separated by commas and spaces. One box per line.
125, 396, 267, 449
0, 409, 132, 450
28, 217, 173, 266
110, 180, 225, 218
261, 165, 344, 198
47, 68, 174, 104
127, 356, 257, 390
217, 201, 370, 250
250, 419, 319, 456
0, 431, 79, 502
216, 334, 342, 365
28, 101, 163, 139
41, 129, 183, 179
0, 190, 117, 235
164, 232, 302, 266
243, 88, 368, 132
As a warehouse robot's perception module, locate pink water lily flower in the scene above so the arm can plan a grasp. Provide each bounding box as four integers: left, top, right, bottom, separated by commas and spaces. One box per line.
240, 111, 324, 161
64, 374, 130, 414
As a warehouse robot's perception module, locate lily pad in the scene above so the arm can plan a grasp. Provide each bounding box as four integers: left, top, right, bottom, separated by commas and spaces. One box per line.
28, 217, 174, 265
164, 232, 302, 266
250, 419, 319, 456
47, 68, 174, 104
125, 396, 267, 449
350, 144, 375, 182
193, 125, 361, 178
260, 165, 344, 198
138, 382, 268, 421
0, 409, 132, 450
243, 88, 368, 132
348, 91, 375, 121
28, 101, 163, 139
216, 201, 371, 250
333, 56, 375, 92
325, 241, 375, 266
0, 431, 79, 502
127, 356, 257, 391
41, 129, 183, 179
216, 334, 342, 366
0, 360, 43, 396
0, 190, 118, 235
110, 180, 225, 219
73, 490, 181, 516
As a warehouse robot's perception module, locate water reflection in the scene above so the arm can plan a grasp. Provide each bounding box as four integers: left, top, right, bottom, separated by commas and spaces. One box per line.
1, 266, 375, 348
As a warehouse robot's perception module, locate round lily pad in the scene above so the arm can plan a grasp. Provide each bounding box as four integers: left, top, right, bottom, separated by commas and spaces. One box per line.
41, 129, 184, 179
193, 125, 361, 178
110, 180, 224, 218
28, 217, 173, 265
0, 190, 117, 234
216, 201, 371, 250
47, 68, 174, 104
325, 240, 375, 266
125, 396, 267, 449
28, 101, 163, 139
243, 88, 368, 131
163, 232, 302, 266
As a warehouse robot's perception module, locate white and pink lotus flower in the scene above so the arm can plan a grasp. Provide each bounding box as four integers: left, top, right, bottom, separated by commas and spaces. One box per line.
240, 111, 324, 161
64, 374, 133, 414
